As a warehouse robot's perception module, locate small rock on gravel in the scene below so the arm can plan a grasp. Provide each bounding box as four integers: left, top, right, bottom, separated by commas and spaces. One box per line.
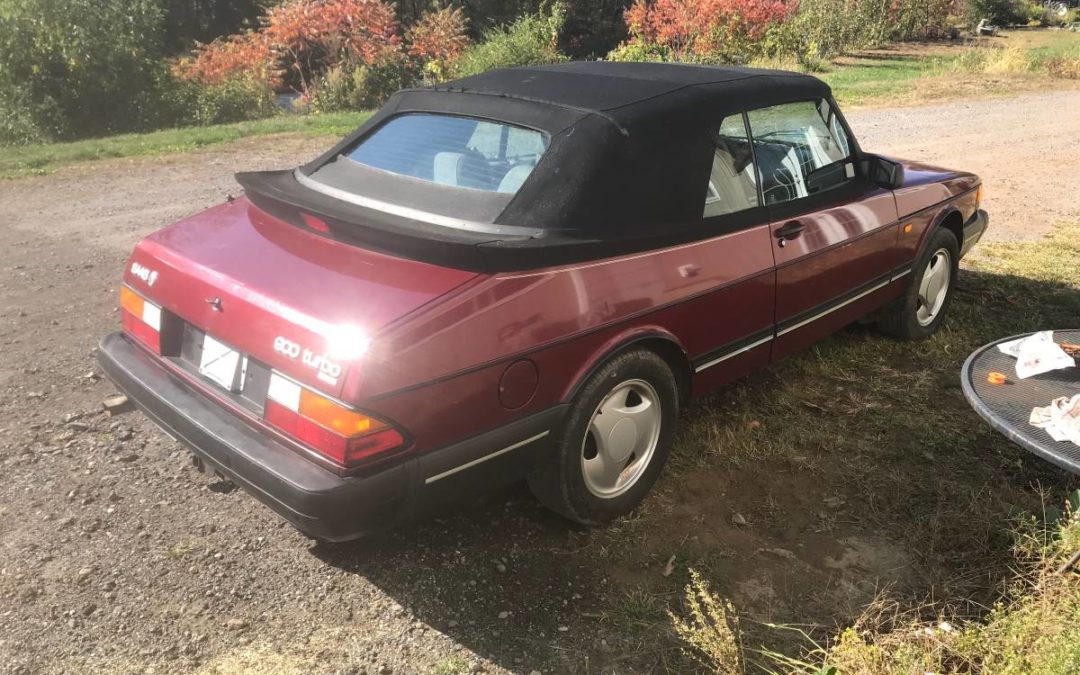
102, 394, 131, 415
760, 547, 797, 560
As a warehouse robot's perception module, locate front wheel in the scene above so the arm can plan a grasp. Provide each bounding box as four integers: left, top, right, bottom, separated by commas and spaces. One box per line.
527, 349, 678, 525
877, 227, 960, 340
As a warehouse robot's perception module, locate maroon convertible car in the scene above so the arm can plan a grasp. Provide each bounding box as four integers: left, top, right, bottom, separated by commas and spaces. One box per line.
99, 62, 988, 541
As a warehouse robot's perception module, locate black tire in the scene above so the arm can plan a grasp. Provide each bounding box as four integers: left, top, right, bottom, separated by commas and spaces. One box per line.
877, 227, 960, 340
527, 349, 679, 525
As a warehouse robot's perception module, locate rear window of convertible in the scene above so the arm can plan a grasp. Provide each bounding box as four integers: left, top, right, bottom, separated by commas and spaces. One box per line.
344, 113, 549, 195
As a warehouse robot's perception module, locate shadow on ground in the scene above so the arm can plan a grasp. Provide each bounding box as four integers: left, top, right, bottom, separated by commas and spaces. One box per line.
307, 266, 1080, 673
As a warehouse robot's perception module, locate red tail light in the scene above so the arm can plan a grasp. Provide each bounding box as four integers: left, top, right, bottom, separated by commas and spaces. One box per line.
119, 286, 161, 352
264, 372, 405, 469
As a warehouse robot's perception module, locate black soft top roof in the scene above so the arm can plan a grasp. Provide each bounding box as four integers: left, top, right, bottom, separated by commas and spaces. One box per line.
239, 63, 843, 272
435, 61, 827, 128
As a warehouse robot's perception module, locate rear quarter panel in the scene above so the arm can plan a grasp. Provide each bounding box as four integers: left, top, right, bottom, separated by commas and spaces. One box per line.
360, 226, 776, 453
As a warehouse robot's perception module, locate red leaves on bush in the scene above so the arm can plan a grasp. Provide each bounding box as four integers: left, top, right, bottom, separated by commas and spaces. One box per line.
174, 0, 403, 90
624, 0, 798, 57
407, 7, 469, 64
173, 32, 273, 86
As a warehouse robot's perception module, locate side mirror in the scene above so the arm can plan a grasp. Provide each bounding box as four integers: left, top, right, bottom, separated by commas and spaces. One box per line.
866, 155, 905, 190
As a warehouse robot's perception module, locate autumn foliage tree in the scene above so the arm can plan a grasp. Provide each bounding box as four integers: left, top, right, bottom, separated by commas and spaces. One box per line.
407, 6, 470, 82
619, 0, 798, 61
614, 0, 956, 65
174, 0, 470, 102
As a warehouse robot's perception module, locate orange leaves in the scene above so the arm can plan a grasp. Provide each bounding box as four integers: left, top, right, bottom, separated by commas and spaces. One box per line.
407, 7, 469, 64
406, 6, 470, 82
173, 31, 273, 86
174, 0, 407, 90
623, 0, 799, 58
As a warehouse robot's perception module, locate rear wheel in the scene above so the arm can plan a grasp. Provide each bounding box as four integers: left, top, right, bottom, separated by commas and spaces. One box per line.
877, 227, 959, 340
527, 349, 678, 524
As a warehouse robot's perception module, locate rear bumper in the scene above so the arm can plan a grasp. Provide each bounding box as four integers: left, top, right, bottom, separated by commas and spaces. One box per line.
97, 332, 564, 541
960, 208, 989, 257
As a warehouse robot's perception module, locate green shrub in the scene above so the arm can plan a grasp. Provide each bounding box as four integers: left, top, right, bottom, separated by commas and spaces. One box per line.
606, 41, 672, 63
188, 76, 279, 125
0, 83, 57, 145
763, 0, 954, 63
0, 0, 179, 140
966, 0, 1029, 25
304, 54, 414, 113
452, 3, 568, 78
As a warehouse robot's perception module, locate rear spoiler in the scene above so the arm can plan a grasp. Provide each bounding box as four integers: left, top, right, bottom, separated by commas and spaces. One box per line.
235, 169, 740, 273
236, 170, 503, 272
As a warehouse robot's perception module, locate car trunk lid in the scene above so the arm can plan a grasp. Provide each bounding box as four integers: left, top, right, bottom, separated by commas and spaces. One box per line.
124, 197, 479, 397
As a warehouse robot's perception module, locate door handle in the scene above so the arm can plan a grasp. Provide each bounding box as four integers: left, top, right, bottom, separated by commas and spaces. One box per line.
774, 221, 805, 247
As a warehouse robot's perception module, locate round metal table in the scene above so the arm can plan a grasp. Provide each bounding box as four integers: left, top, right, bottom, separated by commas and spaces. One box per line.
961, 330, 1080, 475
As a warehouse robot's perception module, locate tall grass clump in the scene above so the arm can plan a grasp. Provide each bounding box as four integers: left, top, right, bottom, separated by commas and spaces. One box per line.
940, 42, 1080, 78
669, 570, 745, 673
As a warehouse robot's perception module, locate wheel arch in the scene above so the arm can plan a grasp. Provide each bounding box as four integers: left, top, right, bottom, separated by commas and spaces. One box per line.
920, 206, 965, 258
561, 329, 692, 407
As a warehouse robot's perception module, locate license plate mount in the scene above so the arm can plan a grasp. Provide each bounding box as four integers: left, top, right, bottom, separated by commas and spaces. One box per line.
198, 334, 244, 392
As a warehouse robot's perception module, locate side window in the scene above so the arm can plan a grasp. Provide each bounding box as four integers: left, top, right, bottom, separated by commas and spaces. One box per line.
747, 99, 854, 206
703, 114, 759, 218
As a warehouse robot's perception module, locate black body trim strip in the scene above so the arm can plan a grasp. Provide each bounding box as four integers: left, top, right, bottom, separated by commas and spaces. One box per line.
424, 430, 551, 483
776, 271, 894, 336
692, 328, 774, 372
693, 262, 913, 372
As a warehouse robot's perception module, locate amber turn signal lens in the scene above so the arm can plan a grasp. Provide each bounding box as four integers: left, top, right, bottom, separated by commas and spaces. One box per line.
975, 185, 983, 208
299, 388, 384, 436
264, 372, 405, 469
119, 285, 162, 352
987, 371, 1007, 385
903, 223, 913, 234
119, 286, 144, 317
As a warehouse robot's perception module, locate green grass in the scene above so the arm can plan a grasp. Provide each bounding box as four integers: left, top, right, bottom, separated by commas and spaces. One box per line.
654, 221, 1080, 673
0, 110, 371, 179
766, 29, 1080, 108
432, 655, 471, 675
821, 53, 938, 107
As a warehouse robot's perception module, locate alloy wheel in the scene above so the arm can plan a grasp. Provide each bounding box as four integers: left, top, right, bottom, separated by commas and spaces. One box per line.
580, 379, 662, 499
916, 248, 951, 326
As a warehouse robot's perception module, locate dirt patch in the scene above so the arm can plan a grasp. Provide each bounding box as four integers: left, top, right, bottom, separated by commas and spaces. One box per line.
0, 91, 1077, 674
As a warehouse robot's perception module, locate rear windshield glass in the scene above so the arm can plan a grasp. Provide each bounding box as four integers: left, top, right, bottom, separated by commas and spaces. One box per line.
345, 114, 549, 194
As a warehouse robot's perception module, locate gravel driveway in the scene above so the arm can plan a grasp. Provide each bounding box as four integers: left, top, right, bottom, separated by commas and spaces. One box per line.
0, 90, 1077, 675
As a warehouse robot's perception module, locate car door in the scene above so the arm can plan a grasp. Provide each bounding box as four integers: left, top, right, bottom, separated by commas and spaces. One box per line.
683, 112, 776, 394
745, 99, 901, 361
